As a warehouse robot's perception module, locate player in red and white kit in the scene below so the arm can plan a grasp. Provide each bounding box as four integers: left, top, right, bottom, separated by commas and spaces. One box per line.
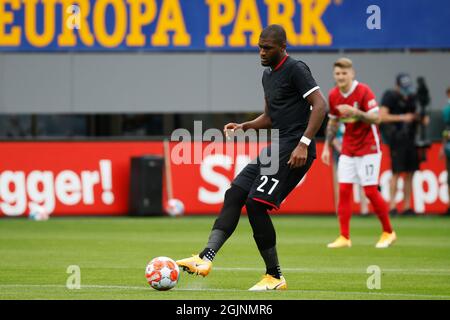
321, 58, 396, 248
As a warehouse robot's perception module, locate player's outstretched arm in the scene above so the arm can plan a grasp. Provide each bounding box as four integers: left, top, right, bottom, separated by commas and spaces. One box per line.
288, 90, 327, 168
223, 100, 271, 138
243, 98, 272, 131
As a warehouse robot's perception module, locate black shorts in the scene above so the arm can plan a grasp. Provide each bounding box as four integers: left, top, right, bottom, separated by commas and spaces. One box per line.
389, 142, 419, 173
232, 140, 314, 210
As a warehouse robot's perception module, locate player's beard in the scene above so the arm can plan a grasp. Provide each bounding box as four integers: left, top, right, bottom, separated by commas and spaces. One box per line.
261, 53, 282, 68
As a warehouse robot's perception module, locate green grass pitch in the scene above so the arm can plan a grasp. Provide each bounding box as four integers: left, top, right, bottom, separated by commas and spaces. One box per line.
1, 215, 449, 300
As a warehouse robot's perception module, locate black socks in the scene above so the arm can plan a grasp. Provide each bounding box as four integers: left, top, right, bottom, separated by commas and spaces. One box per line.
199, 248, 216, 262
266, 266, 282, 279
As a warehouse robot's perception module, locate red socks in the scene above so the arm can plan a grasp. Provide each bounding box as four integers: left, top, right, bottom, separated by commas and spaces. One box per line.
363, 185, 393, 234
337, 184, 393, 239
338, 183, 353, 239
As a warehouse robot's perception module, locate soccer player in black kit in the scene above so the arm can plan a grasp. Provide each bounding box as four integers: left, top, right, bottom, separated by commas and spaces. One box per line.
177, 25, 327, 291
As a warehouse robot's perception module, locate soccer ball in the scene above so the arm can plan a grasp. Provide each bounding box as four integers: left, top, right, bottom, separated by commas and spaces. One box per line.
28, 204, 49, 221
165, 198, 185, 217
145, 256, 179, 291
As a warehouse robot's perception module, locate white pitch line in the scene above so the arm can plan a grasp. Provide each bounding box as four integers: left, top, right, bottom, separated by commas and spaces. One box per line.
0, 284, 449, 299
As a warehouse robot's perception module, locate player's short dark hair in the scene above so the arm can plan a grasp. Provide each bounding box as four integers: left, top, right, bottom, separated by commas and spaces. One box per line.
260, 24, 287, 46
447, 87, 450, 95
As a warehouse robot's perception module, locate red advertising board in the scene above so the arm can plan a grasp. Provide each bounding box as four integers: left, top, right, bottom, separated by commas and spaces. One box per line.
0, 141, 447, 217
170, 141, 335, 214
0, 142, 163, 216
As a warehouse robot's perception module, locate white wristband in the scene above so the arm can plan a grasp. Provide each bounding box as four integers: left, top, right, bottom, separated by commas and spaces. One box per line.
300, 136, 311, 146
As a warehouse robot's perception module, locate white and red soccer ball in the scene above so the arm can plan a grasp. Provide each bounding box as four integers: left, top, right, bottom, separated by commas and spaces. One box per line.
145, 256, 179, 291
165, 198, 185, 217
28, 204, 50, 221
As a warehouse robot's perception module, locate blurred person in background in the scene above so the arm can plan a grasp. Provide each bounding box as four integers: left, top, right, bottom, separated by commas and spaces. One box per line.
322, 58, 395, 249
439, 87, 450, 216
380, 73, 429, 217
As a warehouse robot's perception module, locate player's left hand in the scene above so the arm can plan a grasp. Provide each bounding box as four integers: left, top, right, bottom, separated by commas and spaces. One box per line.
288, 143, 308, 168
336, 104, 357, 118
